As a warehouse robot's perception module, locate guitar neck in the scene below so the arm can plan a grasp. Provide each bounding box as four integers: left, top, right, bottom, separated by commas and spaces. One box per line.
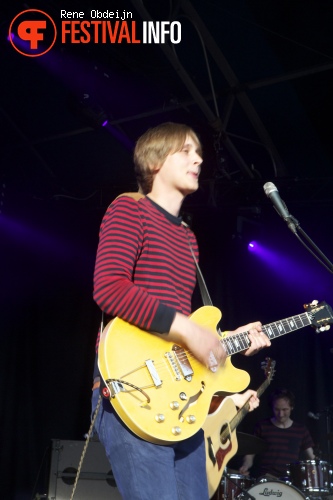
221, 311, 311, 356
230, 377, 271, 431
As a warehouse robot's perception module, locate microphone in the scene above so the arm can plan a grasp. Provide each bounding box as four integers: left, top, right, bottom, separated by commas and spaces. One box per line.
308, 411, 320, 420
263, 182, 297, 234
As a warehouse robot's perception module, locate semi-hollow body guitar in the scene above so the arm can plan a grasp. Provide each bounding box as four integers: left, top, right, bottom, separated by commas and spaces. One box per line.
98, 301, 332, 445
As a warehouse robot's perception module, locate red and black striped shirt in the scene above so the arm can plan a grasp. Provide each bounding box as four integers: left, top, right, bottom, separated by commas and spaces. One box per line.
254, 418, 314, 477
93, 195, 198, 342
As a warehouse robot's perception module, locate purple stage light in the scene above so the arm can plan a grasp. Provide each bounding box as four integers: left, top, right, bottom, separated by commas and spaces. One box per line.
248, 241, 257, 251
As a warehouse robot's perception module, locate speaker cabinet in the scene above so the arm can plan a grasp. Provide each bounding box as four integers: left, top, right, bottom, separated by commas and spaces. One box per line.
48, 439, 121, 499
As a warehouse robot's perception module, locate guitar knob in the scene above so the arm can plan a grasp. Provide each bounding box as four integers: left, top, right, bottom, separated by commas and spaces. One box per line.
172, 426, 182, 436
155, 414, 165, 423
170, 401, 180, 410
186, 415, 196, 424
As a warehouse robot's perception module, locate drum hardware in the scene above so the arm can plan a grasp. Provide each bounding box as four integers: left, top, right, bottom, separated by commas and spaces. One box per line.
211, 470, 254, 500
211, 460, 333, 499
224, 473, 255, 499
286, 460, 333, 497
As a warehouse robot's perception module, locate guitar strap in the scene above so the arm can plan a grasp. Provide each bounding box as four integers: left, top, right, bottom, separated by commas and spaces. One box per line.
181, 220, 214, 307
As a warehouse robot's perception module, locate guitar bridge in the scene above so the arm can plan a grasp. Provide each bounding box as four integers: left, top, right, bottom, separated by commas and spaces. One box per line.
145, 359, 162, 387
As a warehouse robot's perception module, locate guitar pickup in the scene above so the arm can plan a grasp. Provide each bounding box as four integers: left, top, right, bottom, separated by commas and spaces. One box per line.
145, 359, 162, 387
172, 345, 194, 381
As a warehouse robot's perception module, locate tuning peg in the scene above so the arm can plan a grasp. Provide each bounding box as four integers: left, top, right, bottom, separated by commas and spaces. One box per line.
316, 325, 331, 333
304, 300, 319, 310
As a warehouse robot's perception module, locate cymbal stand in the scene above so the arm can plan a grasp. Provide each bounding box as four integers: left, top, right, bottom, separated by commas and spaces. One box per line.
316, 405, 333, 464
325, 406, 333, 465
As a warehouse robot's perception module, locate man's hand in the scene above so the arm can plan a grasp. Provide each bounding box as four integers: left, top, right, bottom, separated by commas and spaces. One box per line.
239, 454, 255, 475
230, 389, 259, 411
229, 322, 271, 356
168, 312, 227, 371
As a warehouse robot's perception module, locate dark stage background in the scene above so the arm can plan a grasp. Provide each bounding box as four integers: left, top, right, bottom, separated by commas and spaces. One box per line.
1, 192, 333, 499
1, 0, 333, 498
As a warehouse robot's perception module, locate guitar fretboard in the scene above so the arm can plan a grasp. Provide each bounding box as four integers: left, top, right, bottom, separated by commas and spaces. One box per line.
230, 377, 271, 431
221, 312, 311, 356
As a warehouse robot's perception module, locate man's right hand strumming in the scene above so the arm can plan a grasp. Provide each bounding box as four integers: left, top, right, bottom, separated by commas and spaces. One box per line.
166, 312, 227, 371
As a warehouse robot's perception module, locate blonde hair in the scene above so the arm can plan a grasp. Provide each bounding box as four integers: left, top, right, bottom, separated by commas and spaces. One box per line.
133, 122, 202, 194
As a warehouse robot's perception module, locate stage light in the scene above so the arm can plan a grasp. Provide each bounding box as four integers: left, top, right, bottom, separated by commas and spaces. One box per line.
248, 241, 257, 251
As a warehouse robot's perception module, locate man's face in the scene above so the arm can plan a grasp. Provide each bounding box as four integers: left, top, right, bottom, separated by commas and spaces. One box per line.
157, 135, 203, 196
272, 397, 293, 424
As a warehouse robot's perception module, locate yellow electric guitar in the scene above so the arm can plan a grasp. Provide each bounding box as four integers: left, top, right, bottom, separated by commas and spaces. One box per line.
204, 358, 276, 499
98, 300, 332, 445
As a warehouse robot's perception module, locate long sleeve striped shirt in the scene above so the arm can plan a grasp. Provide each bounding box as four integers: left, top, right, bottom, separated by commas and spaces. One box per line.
93, 195, 199, 342
254, 418, 314, 477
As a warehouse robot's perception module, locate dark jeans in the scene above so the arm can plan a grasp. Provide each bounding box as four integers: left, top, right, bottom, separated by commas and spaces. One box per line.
91, 388, 209, 499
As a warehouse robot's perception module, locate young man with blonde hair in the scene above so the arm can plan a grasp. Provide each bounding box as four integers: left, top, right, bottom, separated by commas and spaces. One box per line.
91, 122, 270, 499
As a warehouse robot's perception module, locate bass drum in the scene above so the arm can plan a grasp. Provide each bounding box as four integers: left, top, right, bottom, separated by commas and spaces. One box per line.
242, 480, 306, 499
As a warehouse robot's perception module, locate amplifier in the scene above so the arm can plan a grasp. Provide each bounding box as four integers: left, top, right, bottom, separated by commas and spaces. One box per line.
48, 439, 121, 499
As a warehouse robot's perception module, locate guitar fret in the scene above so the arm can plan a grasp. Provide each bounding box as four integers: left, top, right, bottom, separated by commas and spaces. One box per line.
263, 313, 311, 339
223, 333, 250, 356
223, 311, 315, 356
266, 323, 281, 338
239, 333, 250, 350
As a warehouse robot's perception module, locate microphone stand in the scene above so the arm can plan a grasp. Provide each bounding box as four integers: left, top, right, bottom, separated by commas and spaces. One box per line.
288, 212, 333, 463
287, 215, 333, 274
268, 194, 333, 467
311, 406, 333, 464
327, 408, 332, 465
322, 406, 333, 465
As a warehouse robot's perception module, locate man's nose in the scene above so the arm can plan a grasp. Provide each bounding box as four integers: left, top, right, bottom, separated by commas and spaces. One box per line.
193, 152, 202, 163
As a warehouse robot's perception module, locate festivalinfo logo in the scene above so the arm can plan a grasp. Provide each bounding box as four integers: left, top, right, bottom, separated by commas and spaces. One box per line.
9, 8, 182, 57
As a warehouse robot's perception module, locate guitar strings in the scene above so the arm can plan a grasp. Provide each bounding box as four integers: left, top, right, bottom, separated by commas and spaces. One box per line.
115, 312, 311, 388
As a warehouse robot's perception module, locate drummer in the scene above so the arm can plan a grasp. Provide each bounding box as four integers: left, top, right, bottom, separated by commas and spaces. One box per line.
239, 388, 316, 479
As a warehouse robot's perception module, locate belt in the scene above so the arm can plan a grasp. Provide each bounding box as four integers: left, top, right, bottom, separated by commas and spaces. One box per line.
92, 376, 111, 399
92, 377, 100, 391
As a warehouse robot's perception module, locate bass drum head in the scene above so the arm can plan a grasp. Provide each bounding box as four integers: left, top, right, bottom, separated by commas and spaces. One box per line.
246, 480, 306, 499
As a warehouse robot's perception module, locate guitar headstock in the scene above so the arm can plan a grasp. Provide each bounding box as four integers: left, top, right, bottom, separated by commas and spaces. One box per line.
261, 357, 276, 382
304, 300, 333, 333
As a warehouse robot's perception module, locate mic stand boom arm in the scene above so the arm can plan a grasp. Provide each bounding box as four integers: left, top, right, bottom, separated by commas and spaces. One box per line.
290, 215, 333, 274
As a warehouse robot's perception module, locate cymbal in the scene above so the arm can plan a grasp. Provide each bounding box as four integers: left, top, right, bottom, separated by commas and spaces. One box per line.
236, 432, 268, 455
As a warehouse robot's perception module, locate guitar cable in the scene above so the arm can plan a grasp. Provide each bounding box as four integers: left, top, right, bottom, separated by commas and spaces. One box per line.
68, 394, 102, 500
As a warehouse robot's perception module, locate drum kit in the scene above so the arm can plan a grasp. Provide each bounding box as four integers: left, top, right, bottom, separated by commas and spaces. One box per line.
212, 433, 333, 500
